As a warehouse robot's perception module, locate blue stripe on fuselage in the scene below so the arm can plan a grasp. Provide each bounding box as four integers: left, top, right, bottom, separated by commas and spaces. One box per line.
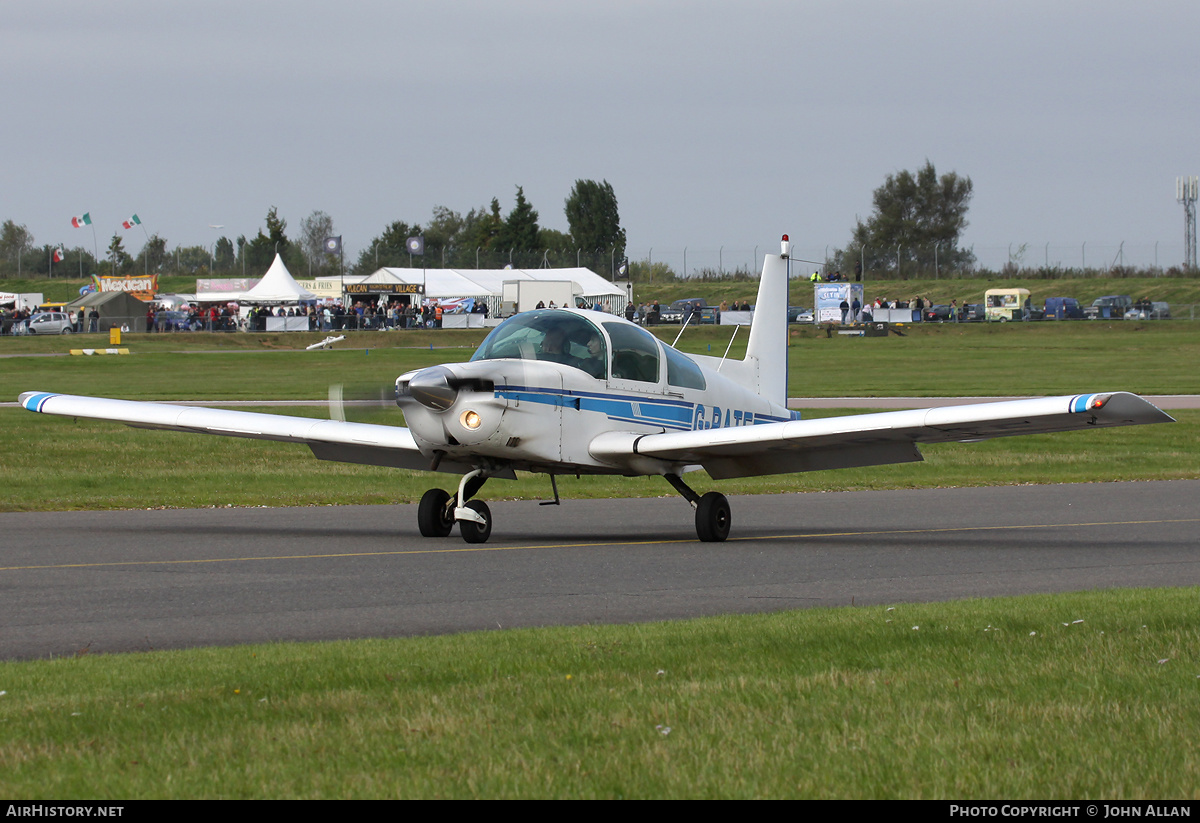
495, 384, 788, 432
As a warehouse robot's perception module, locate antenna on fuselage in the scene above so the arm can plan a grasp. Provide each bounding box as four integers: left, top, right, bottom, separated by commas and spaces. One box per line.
670, 310, 694, 348
717, 325, 741, 372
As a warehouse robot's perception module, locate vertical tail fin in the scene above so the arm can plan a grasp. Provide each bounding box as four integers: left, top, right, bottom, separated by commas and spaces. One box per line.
743, 235, 790, 408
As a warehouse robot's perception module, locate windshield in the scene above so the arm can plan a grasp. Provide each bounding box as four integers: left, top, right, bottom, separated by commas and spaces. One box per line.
470, 310, 607, 379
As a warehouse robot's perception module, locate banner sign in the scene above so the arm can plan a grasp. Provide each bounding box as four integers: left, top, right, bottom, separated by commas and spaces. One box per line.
814, 283, 864, 323
425, 296, 475, 313
197, 278, 259, 293
345, 283, 424, 295
295, 280, 342, 299
91, 274, 159, 301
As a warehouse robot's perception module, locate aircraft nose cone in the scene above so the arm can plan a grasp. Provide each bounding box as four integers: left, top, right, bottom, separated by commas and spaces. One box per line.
408, 366, 458, 411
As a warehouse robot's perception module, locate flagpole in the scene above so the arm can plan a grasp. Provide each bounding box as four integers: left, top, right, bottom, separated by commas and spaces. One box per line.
141, 220, 150, 274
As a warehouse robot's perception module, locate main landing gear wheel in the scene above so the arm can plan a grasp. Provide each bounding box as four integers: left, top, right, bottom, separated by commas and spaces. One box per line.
459, 499, 491, 544
417, 488, 455, 537
696, 491, 731, 542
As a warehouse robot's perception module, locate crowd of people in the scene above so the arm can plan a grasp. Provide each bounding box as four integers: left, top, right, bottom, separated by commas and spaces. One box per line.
141, 299, 493, 333
617, 298, 754, 326
1, 305, 43, 334
835, 295, 948, 323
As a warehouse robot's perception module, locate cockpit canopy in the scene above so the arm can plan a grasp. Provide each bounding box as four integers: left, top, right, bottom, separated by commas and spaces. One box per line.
470, 309, 706, 390
471, 310, 607, 379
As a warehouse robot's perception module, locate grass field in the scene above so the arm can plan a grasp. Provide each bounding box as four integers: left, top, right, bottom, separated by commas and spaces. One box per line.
1, 588, 1197, 799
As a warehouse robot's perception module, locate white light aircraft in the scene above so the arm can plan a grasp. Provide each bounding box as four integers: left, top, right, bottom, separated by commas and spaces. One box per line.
20, 235, 1173, 543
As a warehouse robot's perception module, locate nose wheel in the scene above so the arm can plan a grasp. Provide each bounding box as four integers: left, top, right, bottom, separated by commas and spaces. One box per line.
417, 470, 493, 543
459, 499, 492, 544
417, 488, 455, 537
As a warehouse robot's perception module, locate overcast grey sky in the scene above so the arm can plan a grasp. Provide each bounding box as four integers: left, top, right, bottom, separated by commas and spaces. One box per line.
4, 0, 1197, 272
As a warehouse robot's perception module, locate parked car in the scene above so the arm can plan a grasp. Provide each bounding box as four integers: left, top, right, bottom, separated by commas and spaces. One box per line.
1124, 301, 1171, 321
153, 310, 194, 331
659, 298, 710, 324
1084, 295, 1132, 320
924, 304, 952, 322
26, 311, 75, 334
1044, 297, 1085, 320
787, 306, 814, 323
960, 303, 986, 322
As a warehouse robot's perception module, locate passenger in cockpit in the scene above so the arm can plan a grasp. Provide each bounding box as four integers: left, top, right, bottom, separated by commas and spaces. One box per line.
570, 328, 607, 379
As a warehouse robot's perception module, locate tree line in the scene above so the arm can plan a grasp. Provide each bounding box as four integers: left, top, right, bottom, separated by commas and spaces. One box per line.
0, 179, 628, 281
21, 165, 1115, 283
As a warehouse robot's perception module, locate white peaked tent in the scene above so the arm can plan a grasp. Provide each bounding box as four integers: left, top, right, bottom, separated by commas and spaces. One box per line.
239, 254, 317, 303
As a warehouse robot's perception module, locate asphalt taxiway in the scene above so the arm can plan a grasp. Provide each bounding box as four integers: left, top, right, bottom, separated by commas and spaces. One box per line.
1, 480, 1197, 660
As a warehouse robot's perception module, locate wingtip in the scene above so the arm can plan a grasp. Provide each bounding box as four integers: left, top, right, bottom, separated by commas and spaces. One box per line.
18, 391, 54, 412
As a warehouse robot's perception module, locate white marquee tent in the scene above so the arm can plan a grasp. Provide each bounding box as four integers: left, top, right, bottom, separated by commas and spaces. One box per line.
360, 266, 627, 313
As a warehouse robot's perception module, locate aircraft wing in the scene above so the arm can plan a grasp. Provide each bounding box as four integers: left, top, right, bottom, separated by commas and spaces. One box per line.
18, 391, 474, 474
589, 392, 1174, 480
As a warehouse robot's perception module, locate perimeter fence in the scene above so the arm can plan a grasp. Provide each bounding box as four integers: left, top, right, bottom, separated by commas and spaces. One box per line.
5, 306, 1199, 338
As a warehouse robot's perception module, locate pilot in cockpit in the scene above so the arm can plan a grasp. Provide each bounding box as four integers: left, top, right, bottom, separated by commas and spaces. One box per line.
473, 310, 608, 379
571, 327, 606, 378
538, 326, 572, 364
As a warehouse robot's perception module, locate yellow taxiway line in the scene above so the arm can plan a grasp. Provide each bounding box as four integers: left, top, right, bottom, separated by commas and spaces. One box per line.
2, 518, 1198, 573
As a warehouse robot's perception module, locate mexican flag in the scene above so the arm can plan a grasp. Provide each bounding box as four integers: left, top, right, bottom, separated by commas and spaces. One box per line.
122, 214, 141, 229
53, 247, 65, 262
71, 212, 92, 228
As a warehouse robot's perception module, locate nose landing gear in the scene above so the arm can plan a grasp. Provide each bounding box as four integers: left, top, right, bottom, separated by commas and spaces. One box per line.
416, 469, 492, 543
417, 488, 455, 537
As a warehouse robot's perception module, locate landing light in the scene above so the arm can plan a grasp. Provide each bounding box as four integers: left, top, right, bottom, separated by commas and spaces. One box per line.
460, 410, 482, 430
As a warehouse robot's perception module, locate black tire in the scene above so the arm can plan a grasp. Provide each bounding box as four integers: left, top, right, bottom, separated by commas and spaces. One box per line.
695, 491, 731, 542
60, 328, 72, 335
417, 488, 454, 537
459, 499, 491, 544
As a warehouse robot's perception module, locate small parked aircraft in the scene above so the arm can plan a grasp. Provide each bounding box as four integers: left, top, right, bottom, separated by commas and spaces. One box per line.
20, 236, 1173, 543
